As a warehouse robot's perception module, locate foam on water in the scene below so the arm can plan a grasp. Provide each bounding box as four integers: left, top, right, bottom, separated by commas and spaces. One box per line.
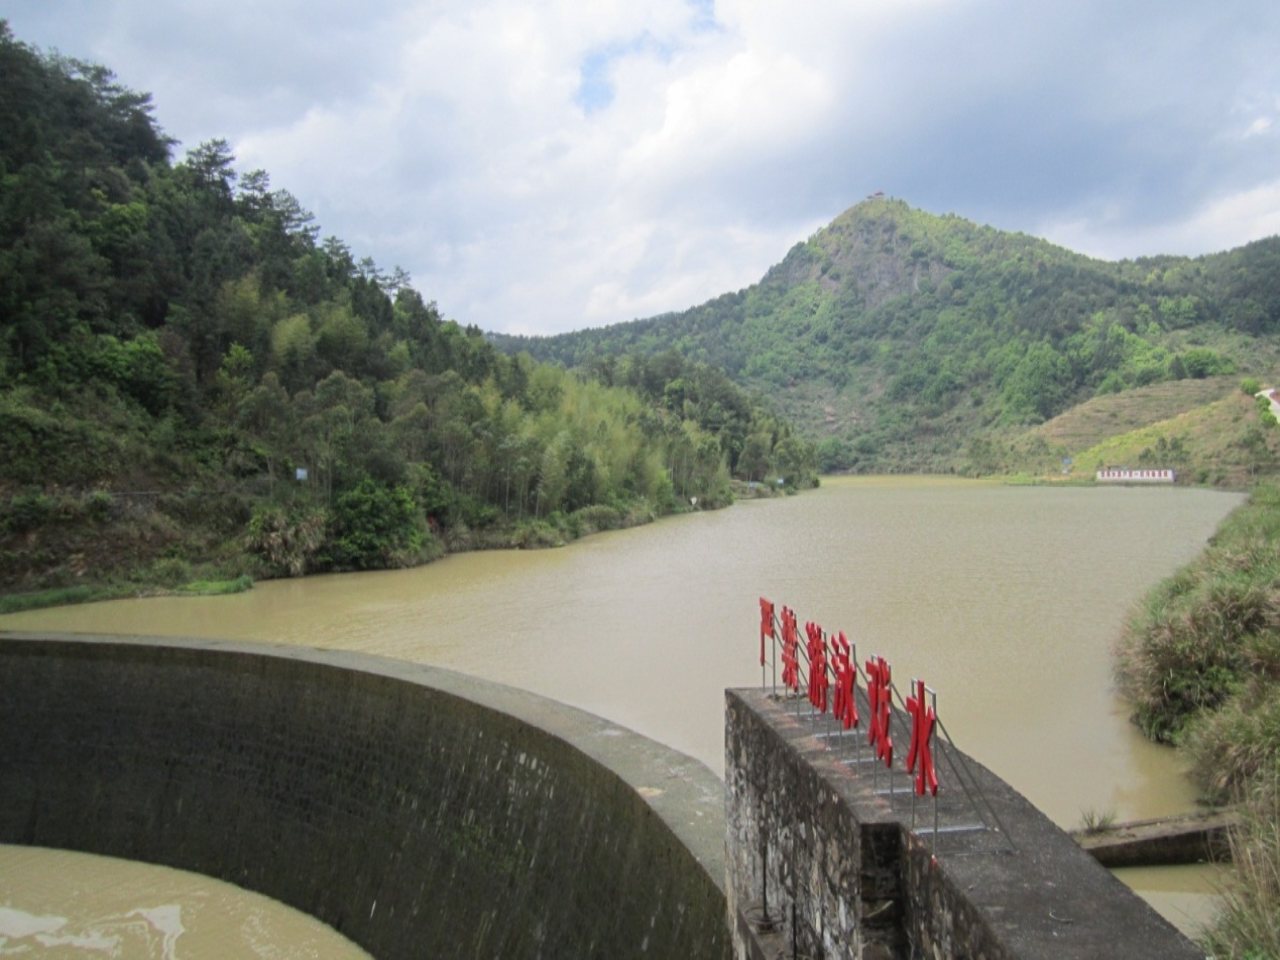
0, 845, 369, 959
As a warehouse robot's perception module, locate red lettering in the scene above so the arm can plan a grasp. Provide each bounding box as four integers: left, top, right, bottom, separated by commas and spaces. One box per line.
866, 655, 893, 767
806, 622, 829, 713
832, 631, 858, 729
906, 679, 939, 796
759, 597, 775, 666
781, 607, 800, 692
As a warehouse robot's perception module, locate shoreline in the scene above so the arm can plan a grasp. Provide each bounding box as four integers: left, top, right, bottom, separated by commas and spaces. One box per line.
0, 481, 801, 615
5, 472, 1246, 615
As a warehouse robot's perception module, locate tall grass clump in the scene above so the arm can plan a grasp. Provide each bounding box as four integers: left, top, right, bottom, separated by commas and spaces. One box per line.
1115, 484, 1280, 742
1079, 807, 1117, 834
1201, 771, 1280, 959
1116, 484, 1280, 958
1185, 686, 1280, 803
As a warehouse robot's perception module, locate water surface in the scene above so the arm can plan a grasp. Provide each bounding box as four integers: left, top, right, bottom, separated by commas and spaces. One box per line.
1, 477, 1244, 943
0, 845, 369, 958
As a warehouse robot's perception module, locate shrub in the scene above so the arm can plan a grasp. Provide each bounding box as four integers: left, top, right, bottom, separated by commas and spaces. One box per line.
323, 479, 425, 571
245, 502, 327, 577
84, 489, 114, 522
455, 494, 500, 530
1117, 575, 1264, 741
622, 500, 657, 527
570, 503, 624, 536
0, 390, 127, 484
1184, 684, 1280, 803
3, 491, 58, 534
510, 519, 564, 549
1176, 347, 1235, 380
147, 556, 193, 588
1116, 486, 1280, 742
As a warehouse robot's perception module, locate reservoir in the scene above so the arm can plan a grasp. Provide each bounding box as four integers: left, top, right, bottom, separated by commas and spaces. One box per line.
0, 477, 1245, 948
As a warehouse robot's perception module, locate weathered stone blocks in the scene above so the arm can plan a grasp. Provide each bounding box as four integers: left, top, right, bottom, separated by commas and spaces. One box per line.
725, 689, 1205, 960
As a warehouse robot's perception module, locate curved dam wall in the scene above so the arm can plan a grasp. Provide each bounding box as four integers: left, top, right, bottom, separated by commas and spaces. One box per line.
0, 633, 730, 959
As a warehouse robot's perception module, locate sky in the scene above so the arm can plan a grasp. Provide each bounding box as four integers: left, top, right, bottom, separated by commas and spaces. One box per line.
7, 1, 1280, 336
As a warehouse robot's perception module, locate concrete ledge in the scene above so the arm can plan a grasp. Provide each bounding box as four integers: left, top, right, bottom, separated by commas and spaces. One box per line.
725, 689, 1206, 960
1072, 809, 1235, 868
0, 632, 730, 959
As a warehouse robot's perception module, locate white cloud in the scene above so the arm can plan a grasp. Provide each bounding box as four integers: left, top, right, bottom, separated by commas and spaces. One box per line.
1038, 179, 1280, 261
6, 0, 1280, 334
227, 0, 833, 332
1244, 116, 1273, 137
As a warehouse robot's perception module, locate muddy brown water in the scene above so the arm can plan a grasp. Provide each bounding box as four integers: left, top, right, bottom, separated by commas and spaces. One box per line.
0, 844, 371, 958
0, 477, 1245, 948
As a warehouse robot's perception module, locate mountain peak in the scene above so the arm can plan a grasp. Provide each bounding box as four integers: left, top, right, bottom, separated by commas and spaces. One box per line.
762, 196, 960, 306
497, 200, 1280, 472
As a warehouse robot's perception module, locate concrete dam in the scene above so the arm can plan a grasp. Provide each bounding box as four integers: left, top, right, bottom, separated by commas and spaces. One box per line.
0, 633, 1204, 958
0, 634, 729, 958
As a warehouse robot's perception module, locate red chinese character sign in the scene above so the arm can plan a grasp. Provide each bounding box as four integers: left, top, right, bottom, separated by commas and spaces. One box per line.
749, 600, 945, 807
906, 679, 939, 796
781, 607, 799, 692
830, 632, 858, 730
805, 621, 829, 713
829, 633, 846, 723
865, 655, 893, 768
759, 597, 775, 667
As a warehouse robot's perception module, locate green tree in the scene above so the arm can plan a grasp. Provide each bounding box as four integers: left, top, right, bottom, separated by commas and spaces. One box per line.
1000, 342, 1073, 422
324, 478, 424, 570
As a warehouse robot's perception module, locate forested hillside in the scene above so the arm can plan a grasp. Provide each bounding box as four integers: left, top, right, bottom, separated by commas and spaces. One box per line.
0, 24, 815, 600
495, 198, 1280, 473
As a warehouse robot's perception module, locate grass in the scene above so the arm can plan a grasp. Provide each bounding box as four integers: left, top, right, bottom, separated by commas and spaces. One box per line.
176, 575, 253, 596
1186, 687, 1280, 804
1115, 483, 1280, 744
0, 583, 139, 614
1080, 807, 1117, 835
1001, 473, 1094, 487
1066, 395, 1243, 481
0, 575, 254, 614
1007, 384, 1280, 486
1115, 483, 1280, 957
1202, 774, 1280, 959
1030, 377, 1235, 452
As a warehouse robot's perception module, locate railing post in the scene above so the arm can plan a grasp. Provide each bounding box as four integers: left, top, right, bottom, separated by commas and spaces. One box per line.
750, 598, 1014, 855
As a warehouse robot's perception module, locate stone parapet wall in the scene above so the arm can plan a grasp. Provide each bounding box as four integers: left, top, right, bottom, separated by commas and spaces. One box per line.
0, 633, 730, 959
725, 688, 1205, 960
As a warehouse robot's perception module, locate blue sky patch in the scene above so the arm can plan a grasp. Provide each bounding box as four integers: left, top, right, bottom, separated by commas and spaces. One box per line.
575, 34, 679, 114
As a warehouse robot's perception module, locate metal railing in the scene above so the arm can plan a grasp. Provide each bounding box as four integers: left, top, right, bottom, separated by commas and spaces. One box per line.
758, 597, 1013, 853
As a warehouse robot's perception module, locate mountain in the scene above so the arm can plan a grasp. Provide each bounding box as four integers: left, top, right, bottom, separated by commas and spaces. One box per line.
0, 24, 817, 602
493, 198, 1280, 473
